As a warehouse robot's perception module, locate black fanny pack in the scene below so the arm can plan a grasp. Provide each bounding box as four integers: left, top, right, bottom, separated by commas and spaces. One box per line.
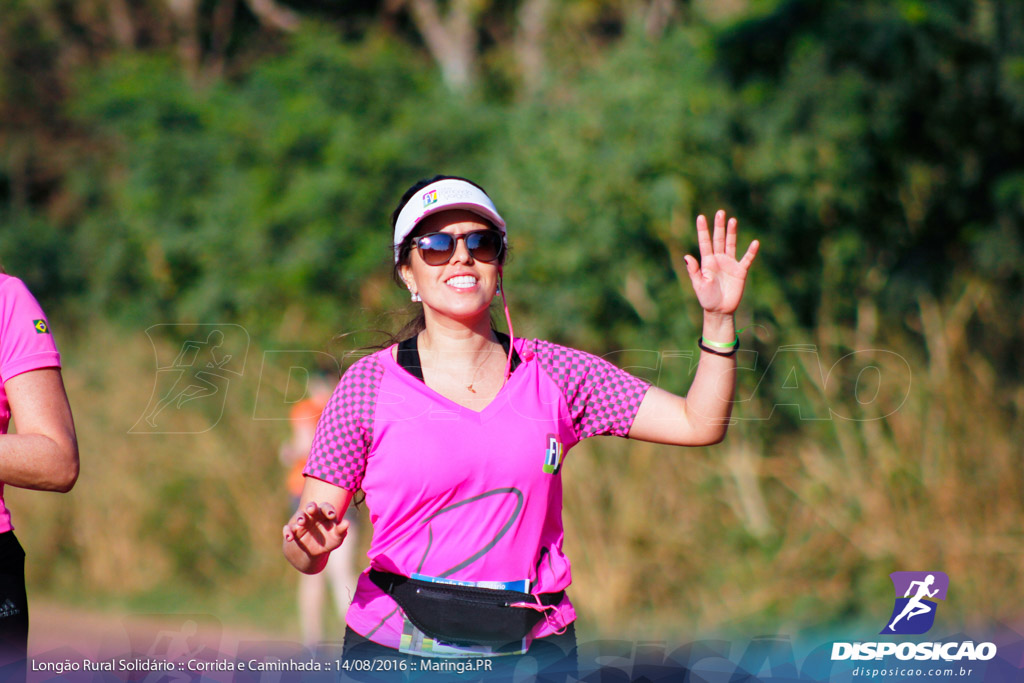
369, 569, 564, 647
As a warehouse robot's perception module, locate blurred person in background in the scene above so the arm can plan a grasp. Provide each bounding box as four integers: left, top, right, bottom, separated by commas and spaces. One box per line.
280, 374, 358, 648
0, 266, 79, 681
282, 175, 758, 677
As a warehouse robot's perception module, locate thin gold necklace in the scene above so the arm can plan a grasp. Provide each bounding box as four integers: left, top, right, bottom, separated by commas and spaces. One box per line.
464, 342, 497, 393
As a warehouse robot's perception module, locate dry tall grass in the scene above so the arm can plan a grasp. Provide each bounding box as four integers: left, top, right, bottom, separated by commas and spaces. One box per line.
7, 304, 1021, 641
564, 287, 1023, 639
8, 324, 301, 630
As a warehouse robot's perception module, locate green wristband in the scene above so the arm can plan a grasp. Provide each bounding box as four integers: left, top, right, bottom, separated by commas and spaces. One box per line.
700, 335, 739, 350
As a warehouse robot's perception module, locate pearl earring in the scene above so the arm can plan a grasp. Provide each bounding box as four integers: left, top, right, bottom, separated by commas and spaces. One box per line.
404, 277, 421, 302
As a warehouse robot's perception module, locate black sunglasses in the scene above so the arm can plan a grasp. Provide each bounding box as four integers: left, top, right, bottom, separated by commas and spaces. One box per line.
412, 230, 505, 266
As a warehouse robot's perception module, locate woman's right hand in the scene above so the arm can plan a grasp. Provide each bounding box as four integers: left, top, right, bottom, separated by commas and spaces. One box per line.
283, 477, 354, 573
283, 501, 349, 557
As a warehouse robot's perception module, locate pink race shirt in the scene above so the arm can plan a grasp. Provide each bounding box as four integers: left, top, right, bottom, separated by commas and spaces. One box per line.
0, 275, 62, 532
305, 337, 650, 649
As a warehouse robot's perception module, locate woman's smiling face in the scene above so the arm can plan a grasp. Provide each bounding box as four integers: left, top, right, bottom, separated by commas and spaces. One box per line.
399, 209, 502, 324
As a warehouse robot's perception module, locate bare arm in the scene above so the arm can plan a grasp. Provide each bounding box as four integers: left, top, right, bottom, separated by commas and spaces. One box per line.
282, 475, 353, 574
628, 312, 738, 445
0, 367, 79, 492
628, 210, 758, 446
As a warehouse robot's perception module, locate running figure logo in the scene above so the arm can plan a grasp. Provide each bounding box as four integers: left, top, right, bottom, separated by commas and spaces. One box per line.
131, 324, 249, 434
880, 571, 949, 635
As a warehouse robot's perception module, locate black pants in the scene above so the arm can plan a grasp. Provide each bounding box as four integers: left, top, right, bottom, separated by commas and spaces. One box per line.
0, 532, 28, 683
340, 624, 578, 683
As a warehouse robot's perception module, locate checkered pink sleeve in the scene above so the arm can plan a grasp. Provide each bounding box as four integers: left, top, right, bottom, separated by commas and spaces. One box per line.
532, 339, 651, 440
304, 354, 385, 491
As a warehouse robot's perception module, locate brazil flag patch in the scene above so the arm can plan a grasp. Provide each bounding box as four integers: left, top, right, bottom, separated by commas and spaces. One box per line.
33, 319, 49, 334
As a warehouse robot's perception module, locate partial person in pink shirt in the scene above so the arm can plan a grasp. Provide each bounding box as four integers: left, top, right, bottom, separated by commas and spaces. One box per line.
282, 176, 758, 678
0, 268, 79, 682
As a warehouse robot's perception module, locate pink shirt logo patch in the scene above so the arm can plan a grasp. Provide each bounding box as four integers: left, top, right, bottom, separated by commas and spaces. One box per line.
543, 434, 564, 474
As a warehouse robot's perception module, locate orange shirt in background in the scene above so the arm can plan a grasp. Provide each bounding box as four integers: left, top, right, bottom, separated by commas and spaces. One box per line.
286, 396, 329, 498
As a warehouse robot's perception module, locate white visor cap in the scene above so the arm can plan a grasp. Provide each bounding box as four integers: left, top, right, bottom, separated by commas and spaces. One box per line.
393, 178, 506, 262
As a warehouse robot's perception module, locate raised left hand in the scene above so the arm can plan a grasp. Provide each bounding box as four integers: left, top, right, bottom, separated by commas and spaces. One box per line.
683, 210, 759, 315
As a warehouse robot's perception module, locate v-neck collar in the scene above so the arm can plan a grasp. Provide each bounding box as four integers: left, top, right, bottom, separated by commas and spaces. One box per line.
388, 332, 525, 419
396, 332, 521, 380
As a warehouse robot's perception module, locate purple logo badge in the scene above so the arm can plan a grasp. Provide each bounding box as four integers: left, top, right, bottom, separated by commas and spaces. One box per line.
880, 571, 949, 635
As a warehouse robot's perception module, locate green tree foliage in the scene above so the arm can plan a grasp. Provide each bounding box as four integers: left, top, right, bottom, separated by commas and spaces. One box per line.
721, 0, 1024, 321
1, 0, 1020, 450
490, 26, 734, 352
65, 31, 507, 340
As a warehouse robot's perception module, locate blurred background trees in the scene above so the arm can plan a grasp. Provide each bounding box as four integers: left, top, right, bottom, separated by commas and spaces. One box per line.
2, 0, 1022, 638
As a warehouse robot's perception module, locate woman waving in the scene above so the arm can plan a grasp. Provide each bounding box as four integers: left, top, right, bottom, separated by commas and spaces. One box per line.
283, 175, 758, 673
